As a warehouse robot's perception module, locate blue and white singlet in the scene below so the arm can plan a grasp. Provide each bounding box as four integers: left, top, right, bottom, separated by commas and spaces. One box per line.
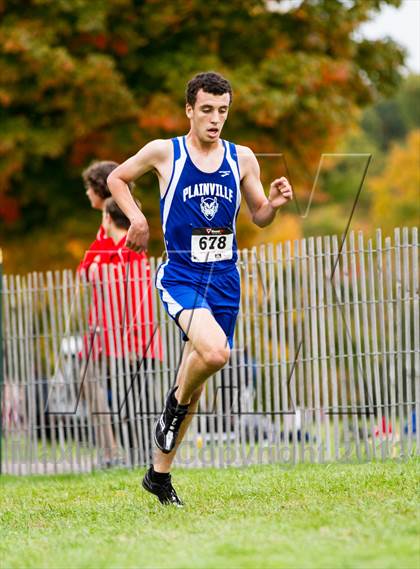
155, 136, 242, 347
160, 136, 241, 270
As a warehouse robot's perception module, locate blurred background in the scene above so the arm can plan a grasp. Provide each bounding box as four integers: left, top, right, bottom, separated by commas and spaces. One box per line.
0, 0, 418, 274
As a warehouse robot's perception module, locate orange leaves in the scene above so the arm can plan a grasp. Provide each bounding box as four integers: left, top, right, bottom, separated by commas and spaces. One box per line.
92, 33, 107, 50
69, 134, 107, 167
320, 62, 351, 86
111, 38, 129, 56
138, 95, 187, 133
74, 32, 107, 49
0, 195, 20, 224
0, 89, 11, 106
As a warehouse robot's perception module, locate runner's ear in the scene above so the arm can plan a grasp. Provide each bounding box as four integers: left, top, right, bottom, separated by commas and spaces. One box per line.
186, 103, 193, 119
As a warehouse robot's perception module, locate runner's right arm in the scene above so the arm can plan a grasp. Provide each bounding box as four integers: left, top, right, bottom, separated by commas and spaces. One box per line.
107, 140, 169, 252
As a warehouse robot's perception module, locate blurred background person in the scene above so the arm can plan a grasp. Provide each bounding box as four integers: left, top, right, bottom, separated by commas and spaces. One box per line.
77, 161, 120, 467
82, 196, 162, 466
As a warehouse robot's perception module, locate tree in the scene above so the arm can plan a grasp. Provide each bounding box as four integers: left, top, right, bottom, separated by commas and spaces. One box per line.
305, 73, 419, 239
368, 130, 420, 235
361, 74, 420, 150
0, 0, 406, 272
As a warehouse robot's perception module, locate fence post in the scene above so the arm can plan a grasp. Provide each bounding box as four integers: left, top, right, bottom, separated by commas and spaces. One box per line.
0, 248, 3, 475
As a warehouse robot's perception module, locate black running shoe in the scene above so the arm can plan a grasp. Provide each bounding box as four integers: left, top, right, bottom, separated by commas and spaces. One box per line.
154, 386, 189, 454
142, 467, 184, 507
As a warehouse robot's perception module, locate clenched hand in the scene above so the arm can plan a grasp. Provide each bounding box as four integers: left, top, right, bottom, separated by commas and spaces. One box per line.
125, 221, 150, 253
268, 177, 293, 209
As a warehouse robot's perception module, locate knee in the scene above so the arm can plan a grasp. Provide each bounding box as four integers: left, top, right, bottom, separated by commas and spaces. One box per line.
202, 346, 230, 371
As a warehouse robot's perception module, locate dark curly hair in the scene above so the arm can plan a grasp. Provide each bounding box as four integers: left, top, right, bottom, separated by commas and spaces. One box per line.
104, 197, 142, 230
186, 72, 232, 107
82, 161, 118, 200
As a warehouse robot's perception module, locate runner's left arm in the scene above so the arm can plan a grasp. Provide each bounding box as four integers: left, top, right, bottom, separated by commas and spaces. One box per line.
238, 146, 293, 228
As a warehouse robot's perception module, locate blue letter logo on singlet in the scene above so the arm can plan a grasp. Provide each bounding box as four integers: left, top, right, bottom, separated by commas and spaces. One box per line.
200, 196, 219, 220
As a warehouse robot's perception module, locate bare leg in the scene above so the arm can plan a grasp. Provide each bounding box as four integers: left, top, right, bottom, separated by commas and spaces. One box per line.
153, 308, 230, 473
83, 367, 118, 463
176, 308, 230, 403
95, 384, 118, 461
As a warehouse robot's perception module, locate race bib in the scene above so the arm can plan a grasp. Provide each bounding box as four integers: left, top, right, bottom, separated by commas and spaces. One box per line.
191, 227, 234, 263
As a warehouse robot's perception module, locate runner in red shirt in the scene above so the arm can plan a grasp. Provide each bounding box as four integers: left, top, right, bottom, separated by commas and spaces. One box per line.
78, 161, 161, 359
87, 199, 163, 361
78, 162, 161, 466
90, 198, 163, 465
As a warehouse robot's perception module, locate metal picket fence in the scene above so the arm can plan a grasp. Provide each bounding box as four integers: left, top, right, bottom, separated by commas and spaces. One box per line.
1, 227, 418, 475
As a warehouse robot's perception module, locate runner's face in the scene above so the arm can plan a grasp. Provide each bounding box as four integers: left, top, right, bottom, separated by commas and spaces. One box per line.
85, 185, 104, 210
186, 90, 230, 143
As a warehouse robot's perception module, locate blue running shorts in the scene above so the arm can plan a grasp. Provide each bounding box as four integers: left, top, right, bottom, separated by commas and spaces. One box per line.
155, 261, 240, 348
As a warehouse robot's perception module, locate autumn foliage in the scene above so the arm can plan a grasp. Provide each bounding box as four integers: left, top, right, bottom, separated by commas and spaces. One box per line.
0, 0, 407, 272
369, 130, 420, 233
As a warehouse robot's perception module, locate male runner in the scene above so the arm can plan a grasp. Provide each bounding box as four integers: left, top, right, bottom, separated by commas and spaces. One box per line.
107, 72, 293, 505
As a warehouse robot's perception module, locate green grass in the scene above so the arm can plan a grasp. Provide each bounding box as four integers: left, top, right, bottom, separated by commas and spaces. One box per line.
1, 460, 419, 569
